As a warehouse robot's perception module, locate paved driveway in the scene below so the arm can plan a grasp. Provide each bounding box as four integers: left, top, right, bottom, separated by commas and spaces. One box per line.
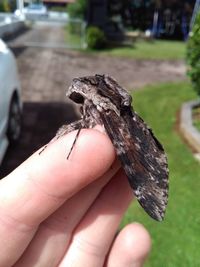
15, 48, 186, 102
0, 102, 79, 177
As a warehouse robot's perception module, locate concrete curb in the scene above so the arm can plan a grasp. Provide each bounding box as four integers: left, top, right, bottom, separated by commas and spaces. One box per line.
179, 99, 200, 160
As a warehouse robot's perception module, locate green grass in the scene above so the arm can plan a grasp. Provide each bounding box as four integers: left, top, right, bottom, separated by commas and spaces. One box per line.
88, 40, 186, 60
194, 120, 200, 131
121, 81, 200, 266
64, 24, 83, 49
193, 107, 200, 131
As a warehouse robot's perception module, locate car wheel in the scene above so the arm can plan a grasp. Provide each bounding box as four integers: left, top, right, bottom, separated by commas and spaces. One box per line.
7, 95, 22, 144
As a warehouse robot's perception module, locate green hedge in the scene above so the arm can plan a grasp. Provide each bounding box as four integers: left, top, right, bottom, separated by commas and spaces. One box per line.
0, 0, 16, 12
187, 12, 200, 96
86, 26, 106, 50
0, 0, 10, 12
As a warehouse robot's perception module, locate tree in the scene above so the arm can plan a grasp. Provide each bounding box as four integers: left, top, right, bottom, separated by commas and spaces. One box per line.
67, 0, 87, 19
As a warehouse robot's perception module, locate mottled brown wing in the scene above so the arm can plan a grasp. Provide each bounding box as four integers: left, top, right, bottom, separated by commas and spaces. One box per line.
100, 108, 169, 221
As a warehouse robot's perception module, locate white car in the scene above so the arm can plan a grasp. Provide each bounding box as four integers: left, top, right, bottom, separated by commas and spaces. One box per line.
0, 39, 22, 165
24, 3, 48, 17
15, 4, 48, 18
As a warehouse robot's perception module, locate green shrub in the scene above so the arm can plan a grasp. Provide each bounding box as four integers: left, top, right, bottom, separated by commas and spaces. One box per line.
86, 26, 106, 50
0, 0, 10, 12
187, 12, 200, 96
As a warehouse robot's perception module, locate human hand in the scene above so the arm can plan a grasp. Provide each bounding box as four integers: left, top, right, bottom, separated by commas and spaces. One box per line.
0, 128, 151, 267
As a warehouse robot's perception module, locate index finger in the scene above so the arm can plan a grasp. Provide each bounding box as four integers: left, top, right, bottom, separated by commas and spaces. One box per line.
0, 129, 115, 227
0, 129, 116, 267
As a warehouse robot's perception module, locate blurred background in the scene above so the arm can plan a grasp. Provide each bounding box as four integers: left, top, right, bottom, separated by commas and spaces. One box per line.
0, 0, 200, 266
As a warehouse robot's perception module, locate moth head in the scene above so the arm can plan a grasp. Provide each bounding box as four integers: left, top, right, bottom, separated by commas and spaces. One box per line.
67, 76, 99, 104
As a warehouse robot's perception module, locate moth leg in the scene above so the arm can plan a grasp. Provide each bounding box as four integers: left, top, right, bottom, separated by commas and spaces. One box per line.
39, 120, 82, 154
67, 124, 82, 159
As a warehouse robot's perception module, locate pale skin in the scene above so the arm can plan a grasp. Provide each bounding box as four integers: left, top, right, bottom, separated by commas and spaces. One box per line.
0, 127, 151, 267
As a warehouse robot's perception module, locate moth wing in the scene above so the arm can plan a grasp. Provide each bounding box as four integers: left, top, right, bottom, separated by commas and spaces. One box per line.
100, 109, 169, 221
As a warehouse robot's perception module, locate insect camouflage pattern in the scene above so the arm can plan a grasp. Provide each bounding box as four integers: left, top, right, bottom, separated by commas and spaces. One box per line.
46, 74, 169, 221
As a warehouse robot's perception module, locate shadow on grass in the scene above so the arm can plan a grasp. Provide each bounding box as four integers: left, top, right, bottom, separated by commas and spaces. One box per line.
0, 101, 79, 178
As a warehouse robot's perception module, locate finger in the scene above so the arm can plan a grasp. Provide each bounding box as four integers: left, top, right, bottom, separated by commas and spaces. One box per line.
59, 169, 133, 267
14, 161, 120, 267
106, 223, 151, 267
0, 129, 115, 267
1, 129, 115, 225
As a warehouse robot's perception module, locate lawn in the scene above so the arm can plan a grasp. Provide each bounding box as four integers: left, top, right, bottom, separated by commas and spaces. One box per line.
88, 40, 186, 60
64, 24, 84, 49
121, 81, 200, 266
193, 106, 200, 131
65, 25, 186, 60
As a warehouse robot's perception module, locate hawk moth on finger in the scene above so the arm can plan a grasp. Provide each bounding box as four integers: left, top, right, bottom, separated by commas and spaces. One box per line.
42, 74, 169, 221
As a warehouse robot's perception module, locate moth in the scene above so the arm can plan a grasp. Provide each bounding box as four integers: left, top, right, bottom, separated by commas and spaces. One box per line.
42, 74, 169, 221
